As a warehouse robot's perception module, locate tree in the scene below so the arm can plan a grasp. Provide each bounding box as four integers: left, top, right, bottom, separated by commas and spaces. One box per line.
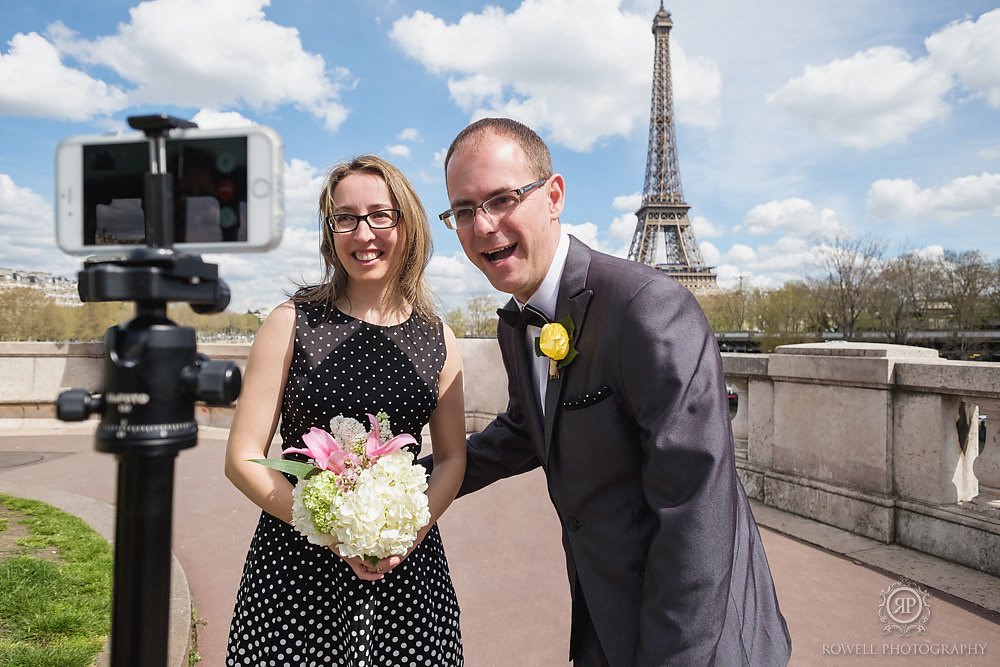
813, 235, 885, 338
869, 252, 939, 343
463, 294, 501, 337
938, 250, 992, 332
697, 290, 743, 332
756, 281, 826, 335
0, 288, 50, 340
444, 309, 468, 338
987, 259, 1000, 326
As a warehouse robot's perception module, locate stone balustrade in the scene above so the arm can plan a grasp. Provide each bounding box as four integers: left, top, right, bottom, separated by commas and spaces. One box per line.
724, 341, 999, 577
1, 339, 997, 576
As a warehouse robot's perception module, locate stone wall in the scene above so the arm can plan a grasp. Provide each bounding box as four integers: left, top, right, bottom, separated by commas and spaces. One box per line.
724, 341, 1000, 577
2, 339, 998, 575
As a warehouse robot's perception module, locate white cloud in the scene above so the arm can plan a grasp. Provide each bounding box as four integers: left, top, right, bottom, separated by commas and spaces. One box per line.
390, 0, 722, 151
191, 109, 256, 129
0, 32, 127, 120
611, 193, 641, 211
45, 0, 352, 130
282, 158, 327, 228
608, 213, 637, 247
432, 149, 447, 170
562, 221, 603, 252
427, 252, 499, 312
912, 244, 945, 261
670, 41, 723, 128
740, 198, 843, 238
692, 214, 722, 238
926, 8, 1000, 108
398, 127, 421, 142
699, 241, 720, 267
866, 172, 1000, 222
978, 144, 1000, 161
724, 243, 757, 264
714, 263, 743, 290
716, 236, 827, 289
0, 173, 83, 275
385, 144, 412, 159
207, 224, 322, 312
767, 46, 952, 149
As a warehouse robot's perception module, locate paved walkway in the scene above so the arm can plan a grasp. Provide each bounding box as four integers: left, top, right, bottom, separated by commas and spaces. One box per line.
1, 421, 999, 666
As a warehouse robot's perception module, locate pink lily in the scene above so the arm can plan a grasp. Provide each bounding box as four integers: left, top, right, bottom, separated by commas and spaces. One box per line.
365, 413, 417, 459
282, 427, 350, 473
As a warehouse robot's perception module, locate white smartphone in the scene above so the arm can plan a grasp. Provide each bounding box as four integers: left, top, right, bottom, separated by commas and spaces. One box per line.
55, 125, 284, 255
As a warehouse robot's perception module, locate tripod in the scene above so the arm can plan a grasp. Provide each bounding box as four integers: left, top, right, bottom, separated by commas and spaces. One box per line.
57, 115, 242, 667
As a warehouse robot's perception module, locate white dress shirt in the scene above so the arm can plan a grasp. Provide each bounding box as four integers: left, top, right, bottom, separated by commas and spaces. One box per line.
513, 231, 570, 415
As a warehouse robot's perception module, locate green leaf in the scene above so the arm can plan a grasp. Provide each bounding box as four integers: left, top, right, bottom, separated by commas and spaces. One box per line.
247, 458, 317, 479
558, 346, 579, 369
558, 315, 576, 338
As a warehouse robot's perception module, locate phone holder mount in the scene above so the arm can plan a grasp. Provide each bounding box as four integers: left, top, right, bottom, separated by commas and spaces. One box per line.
56, 114, 242, 667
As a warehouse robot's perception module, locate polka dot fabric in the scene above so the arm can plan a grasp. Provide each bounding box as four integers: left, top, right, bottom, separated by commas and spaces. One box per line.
227, 301, 463, 666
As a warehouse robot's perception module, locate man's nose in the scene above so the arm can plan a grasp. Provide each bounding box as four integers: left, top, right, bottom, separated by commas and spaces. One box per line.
472, 206, 498, 235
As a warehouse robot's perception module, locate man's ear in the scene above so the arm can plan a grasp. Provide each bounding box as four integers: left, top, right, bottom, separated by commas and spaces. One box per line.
547, 173, 566, 219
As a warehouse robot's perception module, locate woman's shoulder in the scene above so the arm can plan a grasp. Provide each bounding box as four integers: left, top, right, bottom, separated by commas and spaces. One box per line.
266, 300, 298, 322
254, 300, 297, 337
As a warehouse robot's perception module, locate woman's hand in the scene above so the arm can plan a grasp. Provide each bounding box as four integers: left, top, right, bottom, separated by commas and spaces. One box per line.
371, 551, 407, 575
332, 547, 396, 582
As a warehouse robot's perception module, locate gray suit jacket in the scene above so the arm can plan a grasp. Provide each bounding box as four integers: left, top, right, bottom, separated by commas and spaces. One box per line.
460, 237, 791, 666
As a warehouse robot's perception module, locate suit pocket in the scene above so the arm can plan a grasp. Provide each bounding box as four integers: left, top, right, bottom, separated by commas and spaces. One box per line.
561, 385, 614, 411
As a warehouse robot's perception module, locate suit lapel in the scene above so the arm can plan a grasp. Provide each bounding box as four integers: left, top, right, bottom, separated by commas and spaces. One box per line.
542, 237, 593, 460
499, 300, 546, 450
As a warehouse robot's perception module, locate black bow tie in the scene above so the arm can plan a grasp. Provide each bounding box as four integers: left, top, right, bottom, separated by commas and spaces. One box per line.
496, 304, 550, 330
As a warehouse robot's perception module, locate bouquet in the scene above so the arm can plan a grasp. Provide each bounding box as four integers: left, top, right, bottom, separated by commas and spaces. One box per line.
252, 411, 430, 566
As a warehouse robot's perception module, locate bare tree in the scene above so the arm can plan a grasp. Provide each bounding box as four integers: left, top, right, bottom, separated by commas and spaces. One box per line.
813, 235, 885, 339
869, 251, 940, 343
988, 259, 1000, 325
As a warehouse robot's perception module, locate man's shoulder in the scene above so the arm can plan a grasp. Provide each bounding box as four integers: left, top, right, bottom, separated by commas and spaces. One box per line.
573, 239, 691, 298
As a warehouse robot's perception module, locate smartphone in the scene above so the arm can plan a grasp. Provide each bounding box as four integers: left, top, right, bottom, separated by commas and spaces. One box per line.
55, 125, 284, 255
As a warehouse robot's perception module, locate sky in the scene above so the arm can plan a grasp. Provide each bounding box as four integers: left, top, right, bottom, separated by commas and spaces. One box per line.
1, 0, 999, 314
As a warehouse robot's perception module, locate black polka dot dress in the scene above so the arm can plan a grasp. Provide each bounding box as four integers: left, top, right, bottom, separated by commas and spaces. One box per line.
227, 301, 463, 666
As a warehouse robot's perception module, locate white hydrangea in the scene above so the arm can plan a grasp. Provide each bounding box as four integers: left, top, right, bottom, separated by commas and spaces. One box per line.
331, 449, 430, 561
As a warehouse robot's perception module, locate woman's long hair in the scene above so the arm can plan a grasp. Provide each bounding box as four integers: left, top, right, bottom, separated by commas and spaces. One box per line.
294, 155, 437, 322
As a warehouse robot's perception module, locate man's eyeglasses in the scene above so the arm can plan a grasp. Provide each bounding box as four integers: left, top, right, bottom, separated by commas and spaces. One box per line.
438, 178, 548, 231
326, 209, 402, 234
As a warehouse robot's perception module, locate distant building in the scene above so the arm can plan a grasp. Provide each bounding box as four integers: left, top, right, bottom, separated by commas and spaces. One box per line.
0, 267, 80, 306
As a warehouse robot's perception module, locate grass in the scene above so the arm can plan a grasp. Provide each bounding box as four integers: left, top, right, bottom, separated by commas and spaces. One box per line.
0, 493, 112, 667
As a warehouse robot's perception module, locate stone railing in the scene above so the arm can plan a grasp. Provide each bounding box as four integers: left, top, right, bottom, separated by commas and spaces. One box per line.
724, 341, 999, 577
2, 340, 997, 575
0, 340, 508, 434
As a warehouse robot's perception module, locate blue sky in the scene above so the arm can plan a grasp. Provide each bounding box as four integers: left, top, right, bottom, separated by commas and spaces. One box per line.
2, 0, 999, 314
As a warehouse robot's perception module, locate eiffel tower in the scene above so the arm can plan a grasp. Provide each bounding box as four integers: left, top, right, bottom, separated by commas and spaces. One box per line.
628, 2, 718, 293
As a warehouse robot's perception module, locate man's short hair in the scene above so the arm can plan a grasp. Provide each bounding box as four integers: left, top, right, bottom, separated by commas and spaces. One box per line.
444, 117, 553, 181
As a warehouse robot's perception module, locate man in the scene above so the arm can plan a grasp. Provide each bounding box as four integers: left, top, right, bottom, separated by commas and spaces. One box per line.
438, 117, 791, 666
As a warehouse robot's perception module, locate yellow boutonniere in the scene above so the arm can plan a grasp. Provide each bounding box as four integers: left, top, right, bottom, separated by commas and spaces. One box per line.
534, 315, 579, 379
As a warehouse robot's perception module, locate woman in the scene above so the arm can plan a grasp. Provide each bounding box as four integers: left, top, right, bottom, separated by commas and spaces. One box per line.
225, 155, 466, 665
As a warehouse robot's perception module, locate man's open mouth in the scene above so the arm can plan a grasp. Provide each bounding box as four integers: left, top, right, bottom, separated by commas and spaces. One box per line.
483, 243, 516, 262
